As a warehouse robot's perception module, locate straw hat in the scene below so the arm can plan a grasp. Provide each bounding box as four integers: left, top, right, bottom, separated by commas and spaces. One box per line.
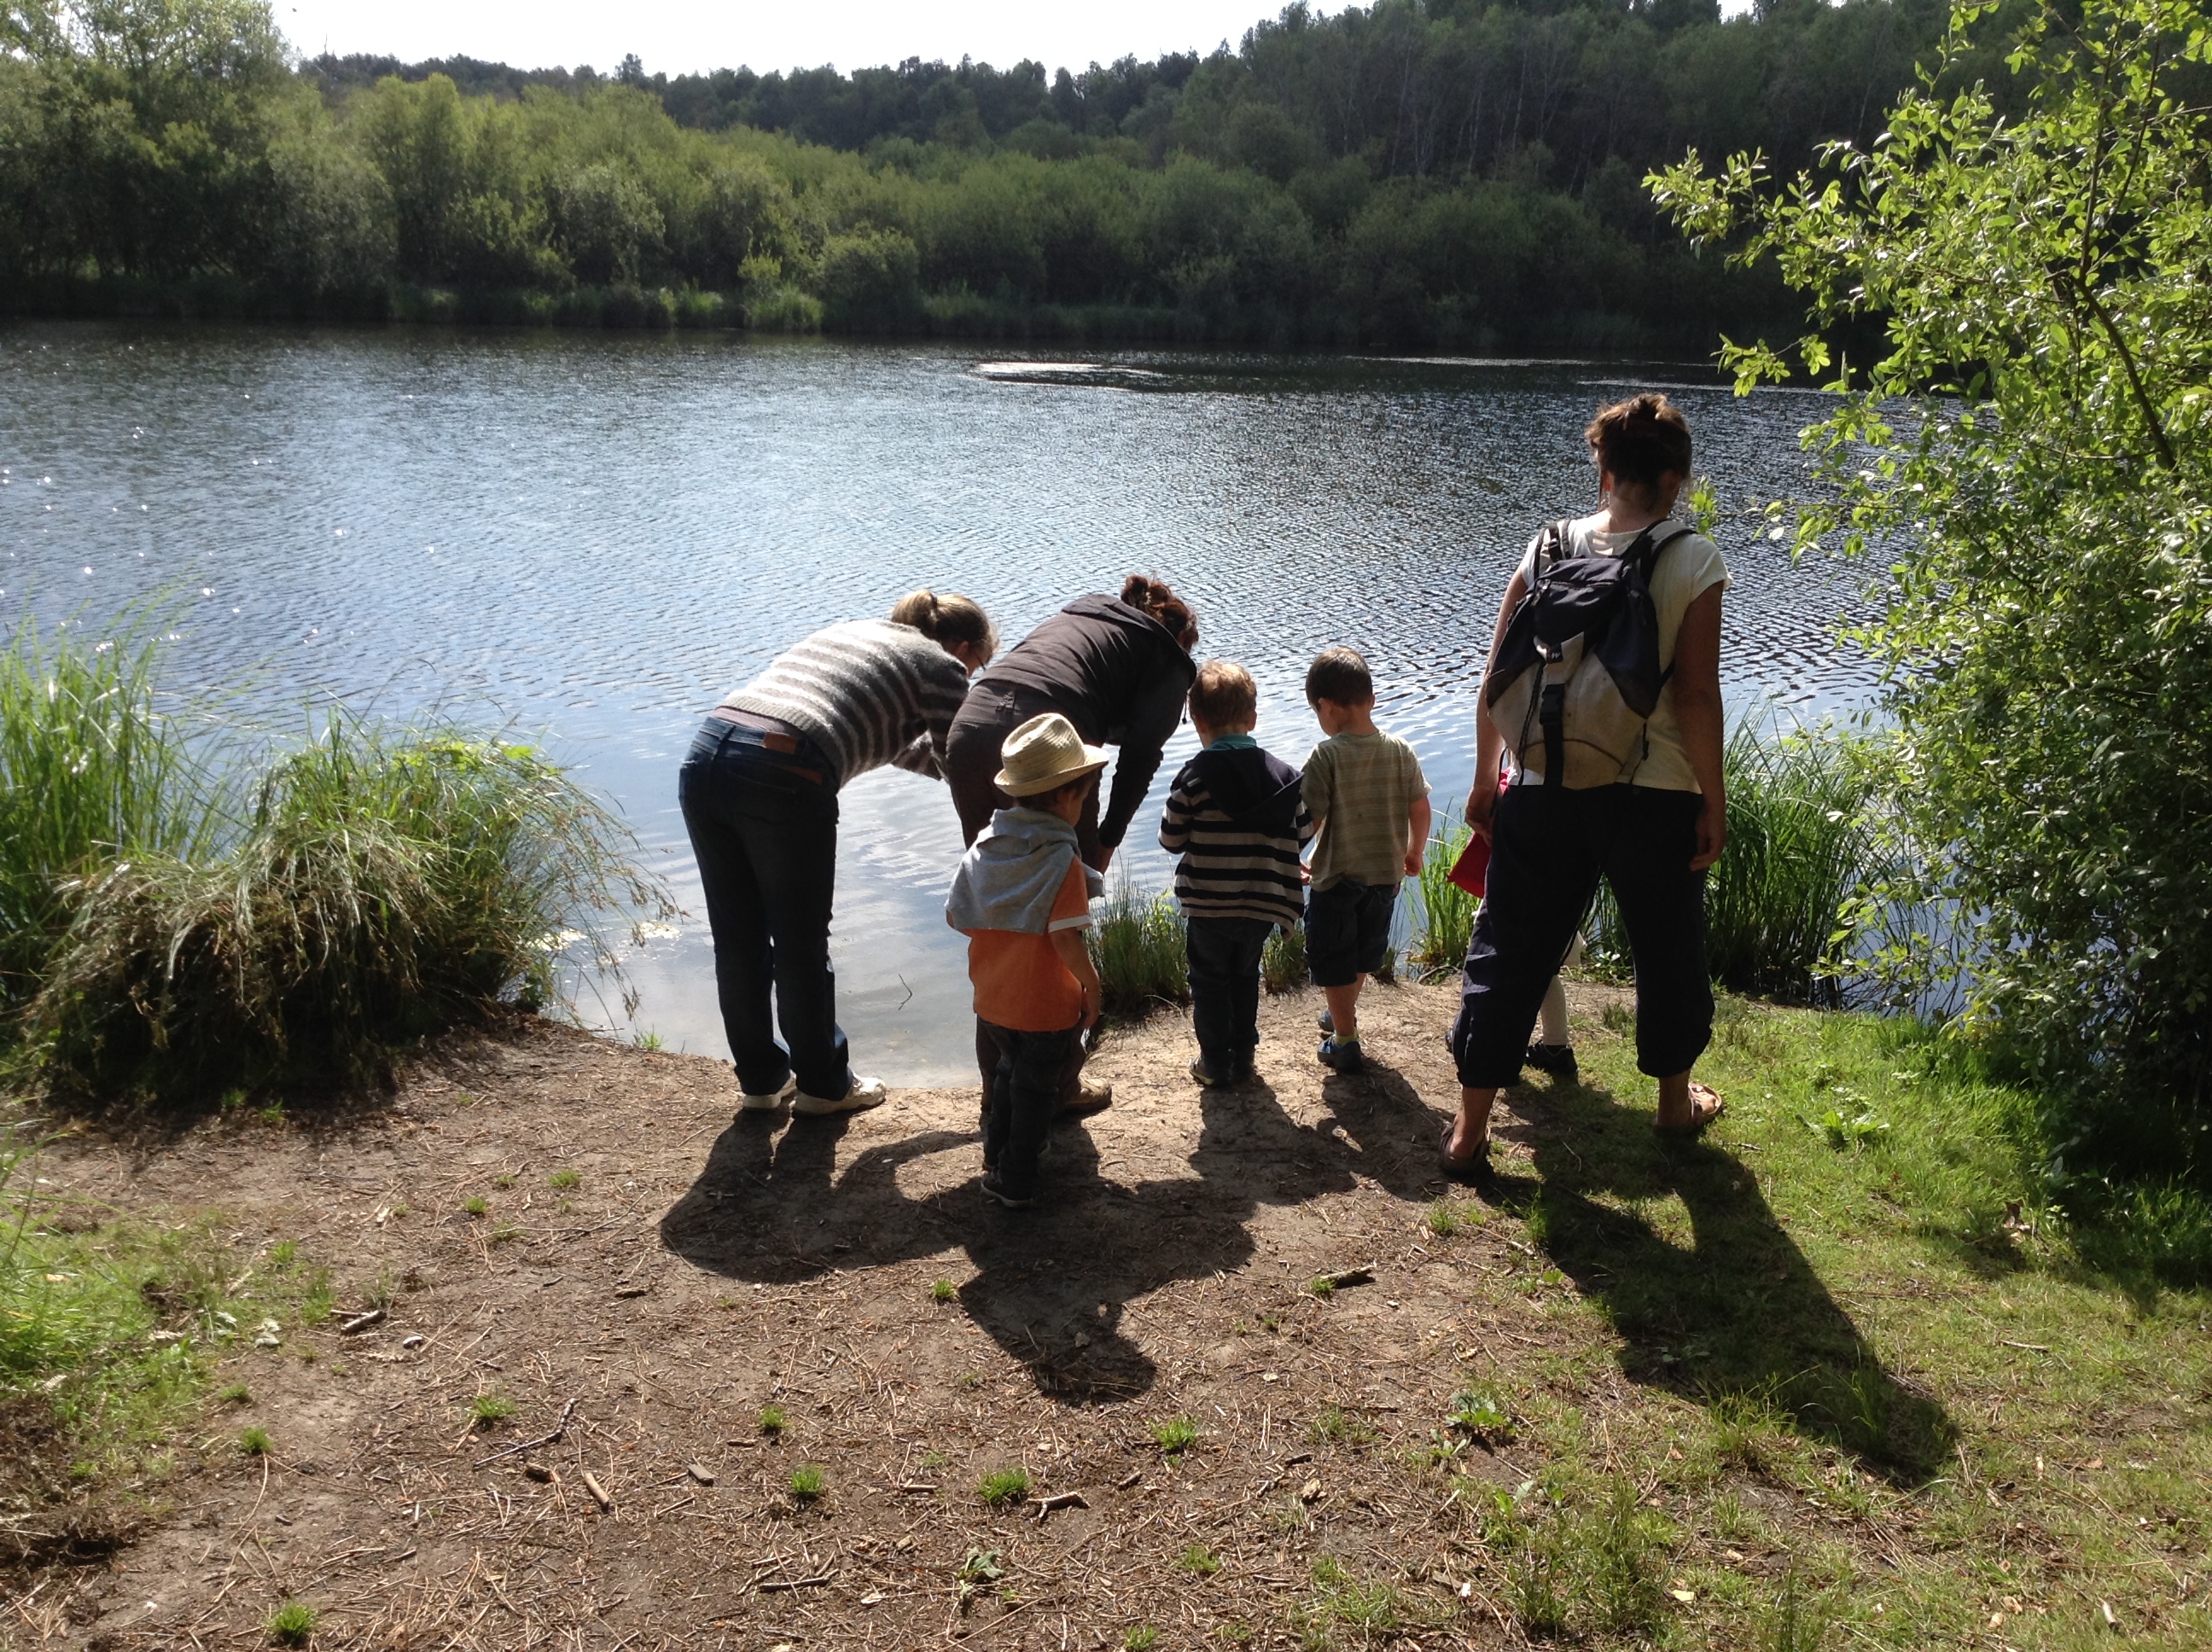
995, 713, 1109, 797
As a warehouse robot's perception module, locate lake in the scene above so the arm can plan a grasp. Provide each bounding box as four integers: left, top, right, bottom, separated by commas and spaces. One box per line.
0, 323, 1874, 1081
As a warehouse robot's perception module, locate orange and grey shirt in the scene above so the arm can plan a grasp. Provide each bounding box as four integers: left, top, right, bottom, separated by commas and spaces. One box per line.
961, 858, 1093, 1031
946, 806, 1098, 1032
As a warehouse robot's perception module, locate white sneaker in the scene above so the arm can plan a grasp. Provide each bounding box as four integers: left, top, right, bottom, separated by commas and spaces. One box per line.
737, 1076, 797, 1114
791, 1075, 888, 1116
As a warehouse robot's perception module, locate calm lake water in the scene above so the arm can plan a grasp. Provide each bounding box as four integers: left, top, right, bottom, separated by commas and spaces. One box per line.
1, 323, 1875, 1081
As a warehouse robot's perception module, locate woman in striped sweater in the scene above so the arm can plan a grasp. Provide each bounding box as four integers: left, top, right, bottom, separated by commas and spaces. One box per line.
681, 590, 996, 1116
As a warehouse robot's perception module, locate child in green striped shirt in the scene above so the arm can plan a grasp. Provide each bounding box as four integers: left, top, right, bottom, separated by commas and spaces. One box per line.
1301, 647, 1430, 1075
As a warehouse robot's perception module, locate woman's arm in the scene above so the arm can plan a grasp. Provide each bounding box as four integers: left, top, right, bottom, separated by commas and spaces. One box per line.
1671, 583, 1726, 870
1466, 569, 1527, 835
1096, 664, 1190, 852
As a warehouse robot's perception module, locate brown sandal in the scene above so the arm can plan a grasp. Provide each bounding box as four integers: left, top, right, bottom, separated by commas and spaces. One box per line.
1655, 1082, 1726, 1137
1439, 1125, 1496, 1185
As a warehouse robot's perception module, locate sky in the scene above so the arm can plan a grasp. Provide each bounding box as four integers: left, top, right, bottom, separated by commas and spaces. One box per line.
276, 1, 1304, 77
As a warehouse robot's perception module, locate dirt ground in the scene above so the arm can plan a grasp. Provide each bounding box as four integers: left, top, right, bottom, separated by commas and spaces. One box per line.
15, 978, 1659, 1649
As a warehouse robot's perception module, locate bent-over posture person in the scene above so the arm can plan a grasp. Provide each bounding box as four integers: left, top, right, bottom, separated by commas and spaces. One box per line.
944, 574, 1199, 1112
680, 590, 995, 1117
1444, 393, 1729, 1182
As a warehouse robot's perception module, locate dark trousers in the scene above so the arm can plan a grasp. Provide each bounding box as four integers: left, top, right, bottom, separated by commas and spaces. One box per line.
1187, 916, 1272, 1068
678, 720, 852, 1100
949, 681, 1100, 1104
1450, 783, 1712, 1087
945, 682, 1105, 866
981, 1019, 1085, 1197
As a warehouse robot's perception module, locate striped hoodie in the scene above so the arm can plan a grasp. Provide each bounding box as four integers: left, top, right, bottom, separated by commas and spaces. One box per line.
1157, 740, 1315, 928
719, 620, 969, 787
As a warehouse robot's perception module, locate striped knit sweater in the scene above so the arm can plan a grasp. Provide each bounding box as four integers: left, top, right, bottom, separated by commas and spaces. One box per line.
719, 620, 969, 787
1157, 742, 1315, 928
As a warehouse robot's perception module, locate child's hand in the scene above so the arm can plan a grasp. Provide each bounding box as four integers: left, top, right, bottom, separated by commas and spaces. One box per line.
1299, 862, 1313, 885
1403, 846, 1423, 878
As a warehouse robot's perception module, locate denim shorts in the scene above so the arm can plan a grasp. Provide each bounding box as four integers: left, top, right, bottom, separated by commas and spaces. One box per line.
1304, 878, 1398, 988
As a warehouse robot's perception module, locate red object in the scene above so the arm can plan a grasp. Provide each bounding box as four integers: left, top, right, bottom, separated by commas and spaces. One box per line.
1447, 833, 1491, 897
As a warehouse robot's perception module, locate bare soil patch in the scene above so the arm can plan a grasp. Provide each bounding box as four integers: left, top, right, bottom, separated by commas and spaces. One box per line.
2, 977, 1975, 1649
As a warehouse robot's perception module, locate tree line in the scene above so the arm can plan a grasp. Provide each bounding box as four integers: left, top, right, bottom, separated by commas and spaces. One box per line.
1, 0, 2016, 346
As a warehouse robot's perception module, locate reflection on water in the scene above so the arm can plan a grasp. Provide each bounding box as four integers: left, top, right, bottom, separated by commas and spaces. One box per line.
0, 324, 1876, 1081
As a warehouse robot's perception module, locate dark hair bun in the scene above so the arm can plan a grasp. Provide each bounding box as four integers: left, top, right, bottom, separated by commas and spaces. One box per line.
1119, 574, 1199, 651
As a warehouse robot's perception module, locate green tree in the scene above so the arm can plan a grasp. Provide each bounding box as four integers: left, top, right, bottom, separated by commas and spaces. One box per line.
1651, 0, 2212, 1190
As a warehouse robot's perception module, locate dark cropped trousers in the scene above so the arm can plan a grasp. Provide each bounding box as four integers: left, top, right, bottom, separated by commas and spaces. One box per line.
1449, 782, 1713, 1087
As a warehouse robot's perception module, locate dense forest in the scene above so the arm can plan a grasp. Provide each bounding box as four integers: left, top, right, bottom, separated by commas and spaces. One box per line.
0, 0, 2017, 346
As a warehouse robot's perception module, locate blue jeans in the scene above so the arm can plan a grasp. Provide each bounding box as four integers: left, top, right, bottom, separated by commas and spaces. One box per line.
1186, 915, 1272, 1070
678, 718, 852, 1100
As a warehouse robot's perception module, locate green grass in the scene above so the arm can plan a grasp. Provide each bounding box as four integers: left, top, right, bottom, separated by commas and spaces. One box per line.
1087, 879, 1189, 1017
1410, 827, 1479, 978
1474, 996, 2212, 1645
1307, 1405, 1377, 1449
1294, 1555, 1420, 1645
0, 1135, 337, 1497
469, 1393, 515, 1428
1179, 1544, 1221, 1577
1261, 922, 1307, 993
1150, 1414, 1201, 1455
788, 1462, 825, 1501
547, 1167, 579, 1190
237, 1425, 271, 1456
462, 1195, 487, 1218
757, 1403, 787, 1435
929, 1277, 958, 1302
6, 625, 670, 1102
976, 1465, 1032, 1506
1124, 1628, 1161, 1650
264, 1599, 318, 1645
0, 611, 212, 1013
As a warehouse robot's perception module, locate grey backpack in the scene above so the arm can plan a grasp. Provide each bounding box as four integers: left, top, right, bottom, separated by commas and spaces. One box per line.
1483, 518, 1693, 788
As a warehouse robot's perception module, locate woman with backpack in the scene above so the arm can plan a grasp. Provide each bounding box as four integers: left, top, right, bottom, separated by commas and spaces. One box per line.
1442, 393, 1729, 1180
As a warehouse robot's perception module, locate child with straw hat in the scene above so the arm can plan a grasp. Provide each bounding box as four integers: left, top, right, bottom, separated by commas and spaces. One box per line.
946, 713, 1109, 1207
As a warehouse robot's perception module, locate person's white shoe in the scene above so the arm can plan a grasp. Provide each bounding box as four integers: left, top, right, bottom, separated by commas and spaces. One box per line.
791, 1075, 888, 1116
737, 1076, 797, 1114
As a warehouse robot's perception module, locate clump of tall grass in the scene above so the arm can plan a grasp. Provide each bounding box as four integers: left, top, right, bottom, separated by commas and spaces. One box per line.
1410, 828, 1479, 980
28, 713, 663, 1101
0, 613, 210, 1009
1592, 720, 1884, 1005
1261, 922, 1307, 993
1087, 881, 1189, 1019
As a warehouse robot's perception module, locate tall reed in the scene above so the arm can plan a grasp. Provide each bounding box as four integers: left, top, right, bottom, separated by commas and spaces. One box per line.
0, 614, 210, 1009
1086, 880, 1190, 1019
29, 714, 664, 1100
1591, 721, 1883, 1004
1410, 828, 1479, 980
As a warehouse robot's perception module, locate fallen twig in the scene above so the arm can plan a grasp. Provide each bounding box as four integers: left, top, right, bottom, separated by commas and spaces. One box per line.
475, 1396, 580, 1468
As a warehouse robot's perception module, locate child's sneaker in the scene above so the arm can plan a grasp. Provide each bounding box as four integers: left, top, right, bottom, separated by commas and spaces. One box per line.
1190, 1055, 1233, 1088
980, 1174, 1034, 1209
1316, 1036, 1365, 1074
1523, 1043, 1579, 1082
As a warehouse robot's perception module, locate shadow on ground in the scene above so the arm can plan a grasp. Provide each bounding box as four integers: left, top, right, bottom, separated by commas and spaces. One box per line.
1489, 1072, 1957, 1481
658, 1062, 1446, 1405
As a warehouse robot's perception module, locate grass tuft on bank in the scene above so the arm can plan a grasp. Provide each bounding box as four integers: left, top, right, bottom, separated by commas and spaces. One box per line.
0, 616, 666, 1105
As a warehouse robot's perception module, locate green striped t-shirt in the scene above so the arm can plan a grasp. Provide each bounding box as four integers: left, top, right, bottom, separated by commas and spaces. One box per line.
1301, 731, 1429, 891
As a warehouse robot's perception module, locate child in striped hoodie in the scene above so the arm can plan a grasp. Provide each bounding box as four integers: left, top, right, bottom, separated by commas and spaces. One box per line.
1158, 661, 1316, 1087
